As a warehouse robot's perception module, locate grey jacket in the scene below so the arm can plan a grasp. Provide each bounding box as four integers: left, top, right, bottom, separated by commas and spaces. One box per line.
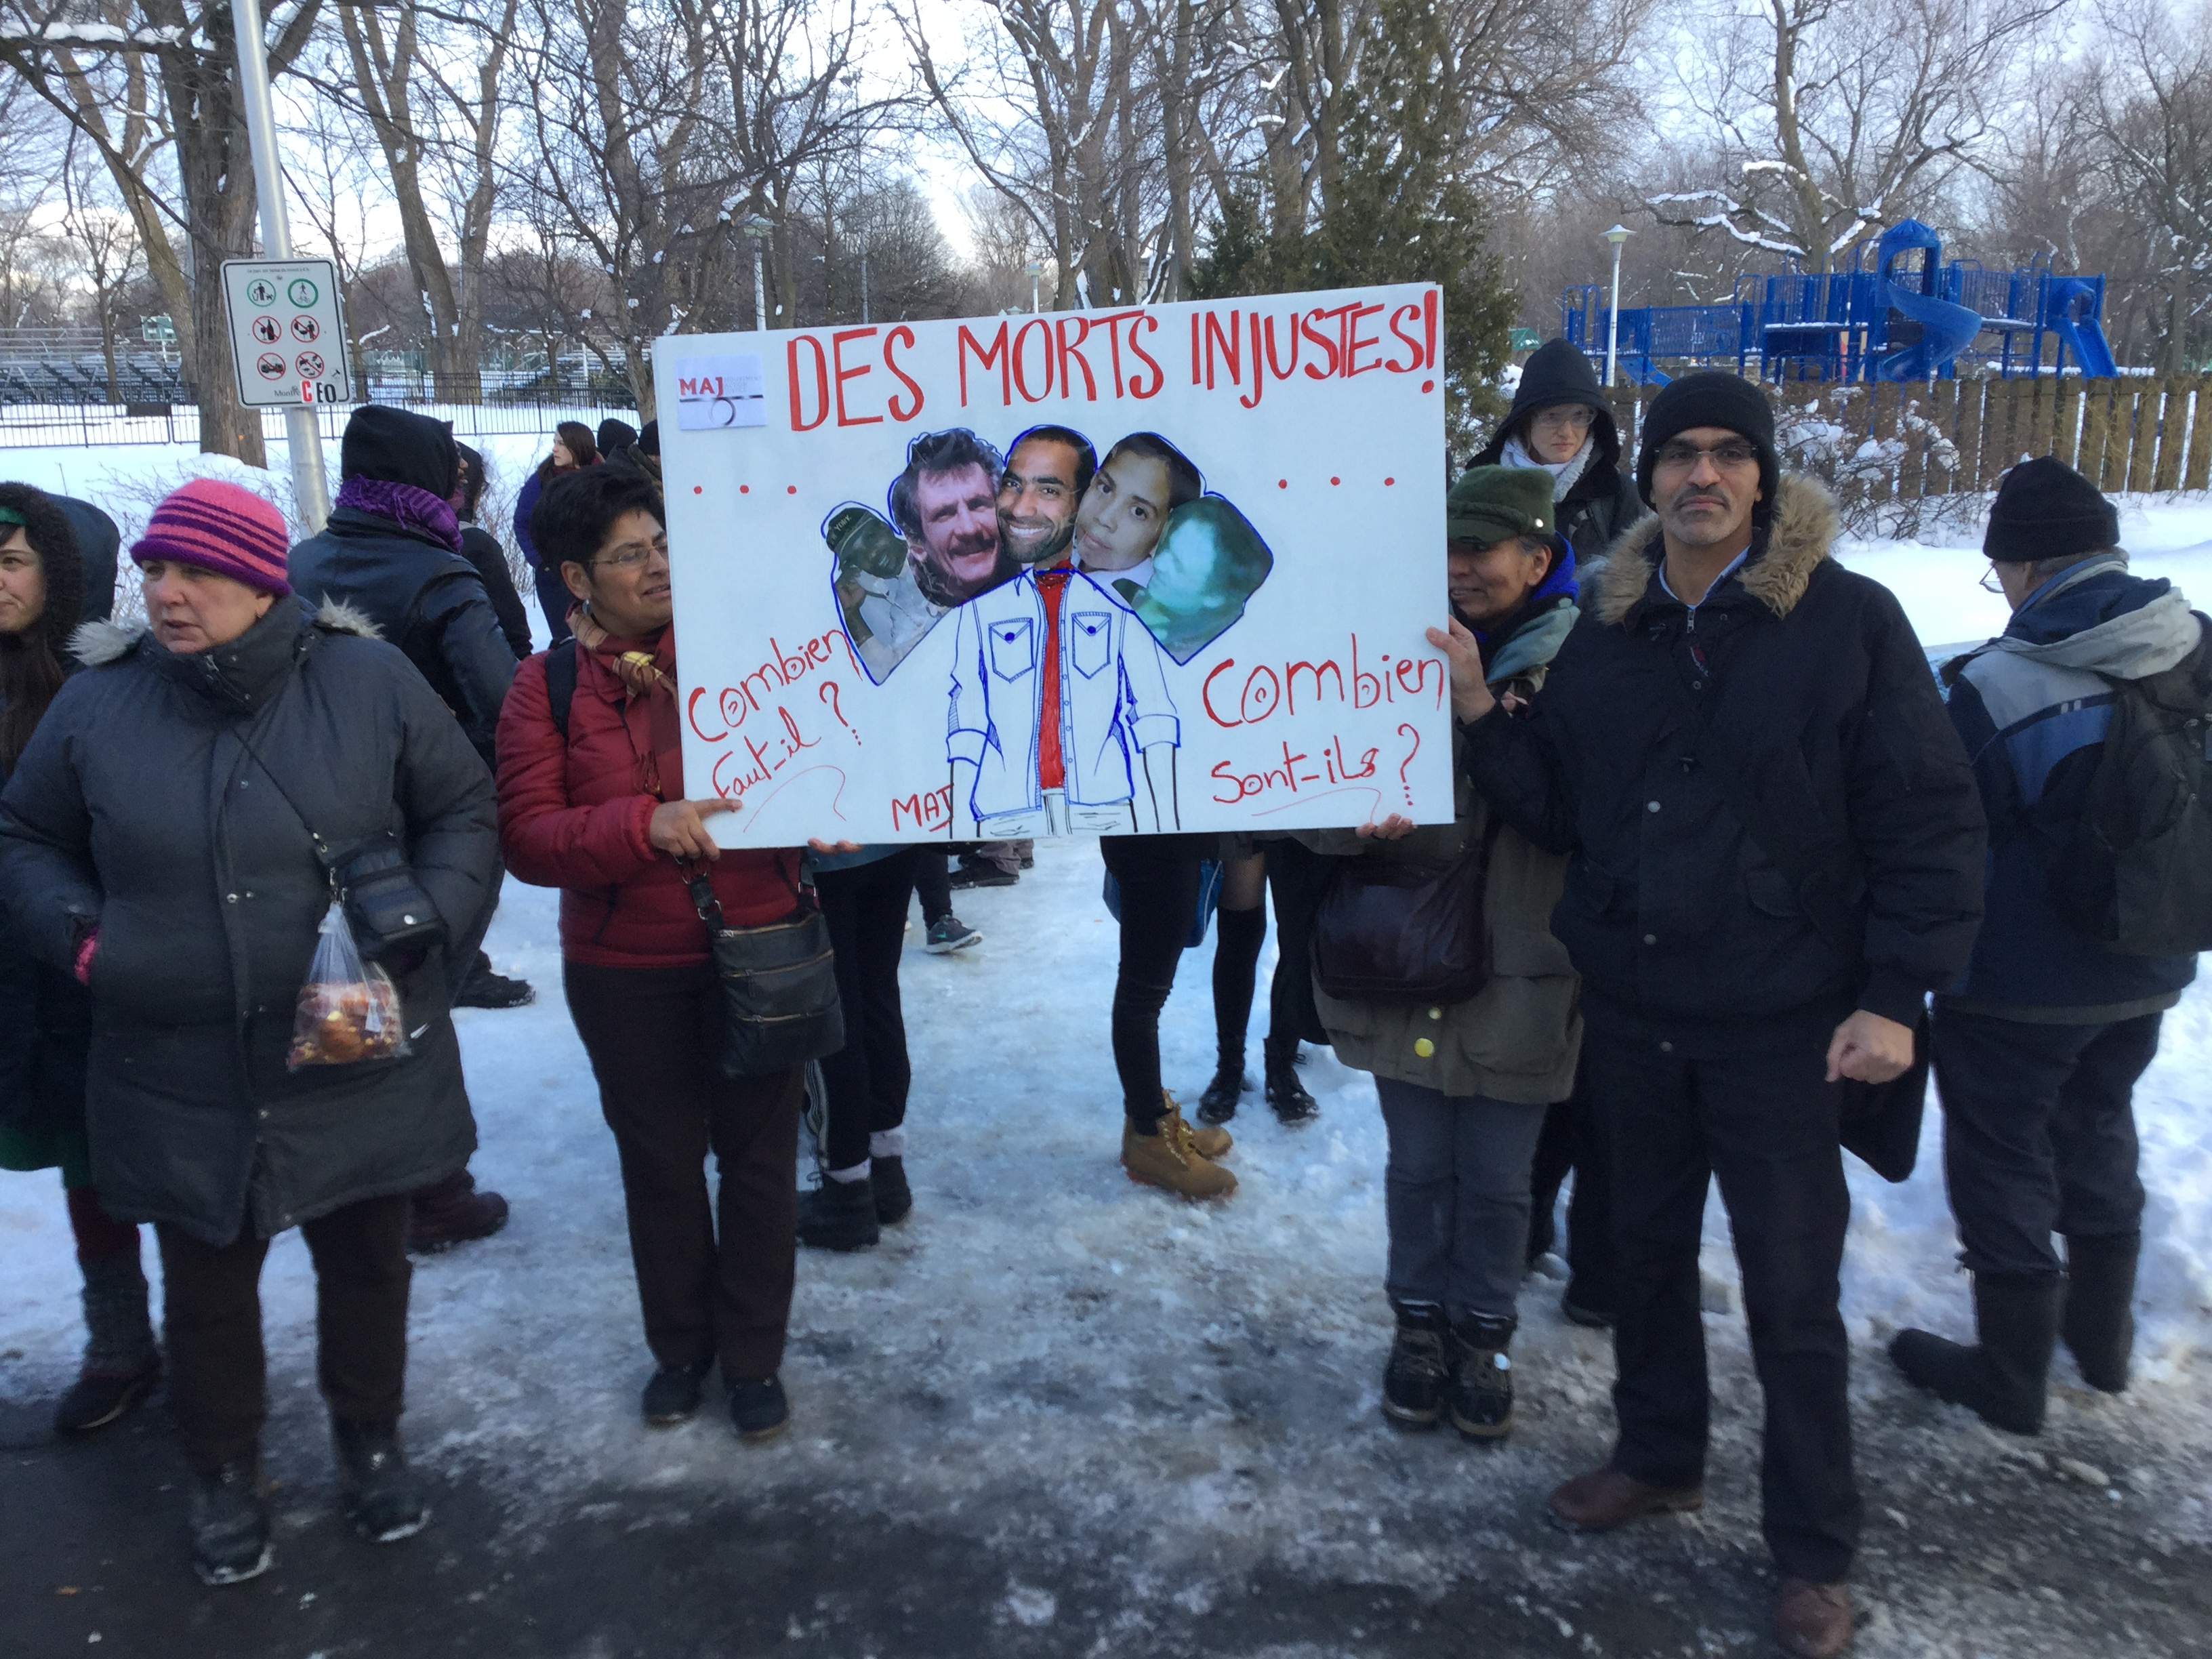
0, 598, 498, 1245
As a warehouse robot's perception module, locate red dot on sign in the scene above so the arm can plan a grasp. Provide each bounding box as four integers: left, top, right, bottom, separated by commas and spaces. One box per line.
1385, 476, 1396, 486
693, 485, 702, 494
1277, 479, 1288, 489
1330, 476, 1340, 486
1421, 380, 1435, 393
739, 485, 749, 494
786, 485, 798, 495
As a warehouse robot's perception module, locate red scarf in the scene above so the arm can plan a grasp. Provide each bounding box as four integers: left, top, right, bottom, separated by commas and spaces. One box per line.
570, 609, 682, 799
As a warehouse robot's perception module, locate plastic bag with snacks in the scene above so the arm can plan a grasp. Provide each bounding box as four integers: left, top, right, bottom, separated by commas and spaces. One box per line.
287, 895, 409, 1069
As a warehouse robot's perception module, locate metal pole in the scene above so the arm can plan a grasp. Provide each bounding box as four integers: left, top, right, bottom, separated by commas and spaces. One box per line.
753, 245, 766, 331
859, 237, 869, 326
232, 0, 329, 532
1606, 239, 1624, 390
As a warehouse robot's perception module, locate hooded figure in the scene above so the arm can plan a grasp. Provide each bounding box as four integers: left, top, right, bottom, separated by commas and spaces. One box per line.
1110, 495, 1273, 664
288, 404, 518, 767
1471, 337, 1647, 579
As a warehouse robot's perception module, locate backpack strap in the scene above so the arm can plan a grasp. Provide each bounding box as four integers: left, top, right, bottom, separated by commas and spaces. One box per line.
544, 636, 579, 739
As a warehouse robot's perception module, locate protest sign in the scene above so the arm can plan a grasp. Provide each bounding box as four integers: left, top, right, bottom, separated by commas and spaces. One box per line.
654, 283, 1454, 846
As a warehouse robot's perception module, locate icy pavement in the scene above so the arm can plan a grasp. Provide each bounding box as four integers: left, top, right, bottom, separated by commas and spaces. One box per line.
4, 840, 2210, 1657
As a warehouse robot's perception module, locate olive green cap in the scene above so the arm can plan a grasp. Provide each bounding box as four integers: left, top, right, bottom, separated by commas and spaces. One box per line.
1446, 464, 1553, 545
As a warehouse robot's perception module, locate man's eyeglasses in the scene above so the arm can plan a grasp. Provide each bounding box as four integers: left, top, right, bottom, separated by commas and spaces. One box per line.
592, 534, 668, 571
1979, 562, 2007, 594
1652, 440, 1759, 473
1532, 406, 1596, 431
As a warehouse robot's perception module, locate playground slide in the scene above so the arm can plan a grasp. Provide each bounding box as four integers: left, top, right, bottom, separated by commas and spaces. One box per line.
1872, 287, 1983, 382
2047, 279, 2118, 378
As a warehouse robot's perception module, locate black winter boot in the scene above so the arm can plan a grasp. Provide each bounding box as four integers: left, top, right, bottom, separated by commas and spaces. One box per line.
1889, 1273, 2059, 1435
333, 1418, 430, 1542
188, 1459, 272, 1585
796, 1173, 880, 1251
1381, 1301, 1450, 1430
1448, 1314, 1516, 1443
1263, 1038, 1319, 1124
54, 1250, 161, 1435
1196, 1052, 1251, 1125
2062, 1231, 2139, 1394
872, 1155, 913, 1226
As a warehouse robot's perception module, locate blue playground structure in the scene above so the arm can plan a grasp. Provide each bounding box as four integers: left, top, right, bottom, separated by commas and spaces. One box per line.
1559, 220, 2118, 386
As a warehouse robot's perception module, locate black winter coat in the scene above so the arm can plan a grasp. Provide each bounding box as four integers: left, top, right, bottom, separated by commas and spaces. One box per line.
1473, 337, 1647, 567
0, 598, 499, 1246
459, 525, 533, 661
1462, 476, 1986, 1042
289, 506, 518, 766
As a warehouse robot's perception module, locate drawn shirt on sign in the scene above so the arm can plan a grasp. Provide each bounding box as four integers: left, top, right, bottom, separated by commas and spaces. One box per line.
674, 354, 768, 430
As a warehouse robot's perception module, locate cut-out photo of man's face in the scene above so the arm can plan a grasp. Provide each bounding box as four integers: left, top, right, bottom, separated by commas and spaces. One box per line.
996, 426, 1095, 567
899, 449, 1009, 606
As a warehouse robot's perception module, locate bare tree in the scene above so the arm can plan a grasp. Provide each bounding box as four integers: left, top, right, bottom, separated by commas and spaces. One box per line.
0, 0, 327, 461
58, 139, 144, 401
1650, 0, 2066, 273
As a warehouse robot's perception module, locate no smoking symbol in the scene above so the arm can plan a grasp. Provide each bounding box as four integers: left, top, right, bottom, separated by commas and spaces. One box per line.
295, 351, 325, 380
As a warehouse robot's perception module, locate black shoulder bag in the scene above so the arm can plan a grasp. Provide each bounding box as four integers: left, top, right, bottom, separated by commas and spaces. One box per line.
684, 864, 845, 1078
1310, 815, 1505, 1007
1656, 666, 1929, 1183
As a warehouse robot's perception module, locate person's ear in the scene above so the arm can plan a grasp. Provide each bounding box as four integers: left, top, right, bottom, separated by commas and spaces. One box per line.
562, 560, 592, 602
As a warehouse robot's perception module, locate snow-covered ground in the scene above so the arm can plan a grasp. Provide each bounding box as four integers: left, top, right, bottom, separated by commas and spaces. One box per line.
1, 441, 2208, 1654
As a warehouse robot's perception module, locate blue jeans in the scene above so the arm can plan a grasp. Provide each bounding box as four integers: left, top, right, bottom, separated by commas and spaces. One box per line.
1374, 1076, 1547, 1324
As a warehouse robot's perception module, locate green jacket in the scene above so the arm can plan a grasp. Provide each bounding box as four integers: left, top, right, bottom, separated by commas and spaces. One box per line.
1298, 600, 1582, 1104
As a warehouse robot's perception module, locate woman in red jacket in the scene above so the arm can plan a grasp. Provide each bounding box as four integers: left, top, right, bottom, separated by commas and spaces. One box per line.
496, 466, 813, 1439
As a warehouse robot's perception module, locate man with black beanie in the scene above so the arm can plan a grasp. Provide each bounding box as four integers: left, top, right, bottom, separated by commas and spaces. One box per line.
1443, 371, 1987, 1658
1890, 457, 2202, 1437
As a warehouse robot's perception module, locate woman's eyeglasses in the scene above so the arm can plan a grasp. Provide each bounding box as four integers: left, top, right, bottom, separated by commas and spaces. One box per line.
592, 535, 669, 571
1532, 407, 1596, 432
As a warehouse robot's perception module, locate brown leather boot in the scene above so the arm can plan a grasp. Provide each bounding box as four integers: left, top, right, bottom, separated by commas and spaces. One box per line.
1164, 1091, 1232, 1160
407, 1168, 510, 1254
1122, 1106, 1236, 1200
1547, 1465, 1703, 1532
1775, 1578, 1854, 1658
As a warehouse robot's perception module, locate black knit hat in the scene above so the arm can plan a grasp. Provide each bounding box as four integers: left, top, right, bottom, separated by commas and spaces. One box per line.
1984, 455, 2118, 563
1635, 371, 1778, 512
340, 403, 458, 497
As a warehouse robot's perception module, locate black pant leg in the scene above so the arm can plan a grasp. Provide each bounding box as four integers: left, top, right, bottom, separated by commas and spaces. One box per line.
1101, 835, 1206, 1126
1263, 836, 1330, 1046
914, 851, 951, 927
155, 1221, 274, 1473
2050, 1012, 2158, 1242
1582, 1025, 1711, 1491
1562, 1062, 1616, 1308
1931, 1008, 2083, 1277
814, 856, 914, 1172
1697, 1040, 1859, 1585
298, 1193, 413, 1427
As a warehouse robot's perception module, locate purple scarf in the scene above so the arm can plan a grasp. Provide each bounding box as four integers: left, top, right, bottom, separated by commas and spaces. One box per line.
337, 476, 463, 554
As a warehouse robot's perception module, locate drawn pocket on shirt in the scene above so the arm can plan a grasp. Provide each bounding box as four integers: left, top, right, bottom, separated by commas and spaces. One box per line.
1069, 611, 1112, 678
989, 618, 1035, 682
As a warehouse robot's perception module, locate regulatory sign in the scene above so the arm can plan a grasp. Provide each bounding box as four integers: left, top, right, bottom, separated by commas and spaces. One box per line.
220, 258, 354, 408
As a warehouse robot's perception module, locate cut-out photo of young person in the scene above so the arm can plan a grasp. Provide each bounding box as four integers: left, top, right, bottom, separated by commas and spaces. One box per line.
1072, 433, 1274, 663
830, 428, 1018, 683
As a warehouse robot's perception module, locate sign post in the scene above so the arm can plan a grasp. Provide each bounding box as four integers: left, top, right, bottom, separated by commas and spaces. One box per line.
226, 0, 334, 532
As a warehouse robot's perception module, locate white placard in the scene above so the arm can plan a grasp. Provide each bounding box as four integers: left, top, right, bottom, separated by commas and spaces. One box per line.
656, 285, 1454, 846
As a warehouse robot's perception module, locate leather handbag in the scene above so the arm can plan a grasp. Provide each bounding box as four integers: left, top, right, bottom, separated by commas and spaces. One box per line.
685, 871, 845, 1078
1309, 820, 1500, 1007
327, 831, 447, 961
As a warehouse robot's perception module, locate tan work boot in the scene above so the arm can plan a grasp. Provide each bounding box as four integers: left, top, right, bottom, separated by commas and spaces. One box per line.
1122, 1105, 1237, 1200
1162, 1090, 1232, 1160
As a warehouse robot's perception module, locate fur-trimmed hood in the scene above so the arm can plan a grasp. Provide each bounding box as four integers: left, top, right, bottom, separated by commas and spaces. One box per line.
69, 596, 382, 668
1593, 474, 1840, 627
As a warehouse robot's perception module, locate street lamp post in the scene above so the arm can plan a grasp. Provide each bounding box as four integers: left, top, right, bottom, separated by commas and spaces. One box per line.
741, 213, 775, 331
231, 0, 330, 531
1603, 224, 1633, 390
1025, 260, 1042, 314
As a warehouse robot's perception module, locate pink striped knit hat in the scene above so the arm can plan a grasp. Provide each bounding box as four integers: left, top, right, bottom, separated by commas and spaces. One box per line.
131, 478, 293, 596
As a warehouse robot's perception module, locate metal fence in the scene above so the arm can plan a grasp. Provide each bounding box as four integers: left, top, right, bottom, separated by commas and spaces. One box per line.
0, 396, 628, 450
